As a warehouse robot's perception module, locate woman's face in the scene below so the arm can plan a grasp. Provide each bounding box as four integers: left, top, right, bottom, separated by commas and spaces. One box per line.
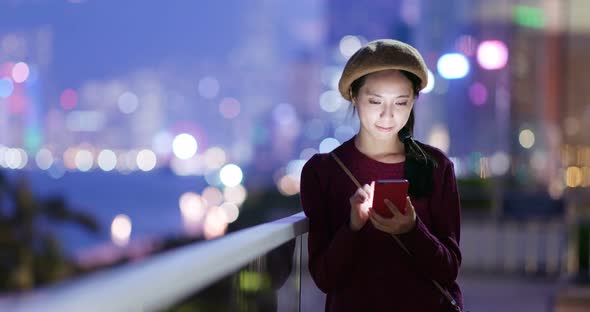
353, 70, 415, 141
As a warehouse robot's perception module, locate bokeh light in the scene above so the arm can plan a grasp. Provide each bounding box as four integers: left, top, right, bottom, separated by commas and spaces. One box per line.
35, 148, 54, 170
565, 166, 582, 188
172, 133, 198, 159
202, 186, 224, 207
60, 89, 78, 110
437, 53, 470, 79
319, 138, 340, 153
198, 76, 220, 99
427, 124, 450, 154
118, 91, 139, 114
111, 214, 132, 247
477, 40, 509, 70
223, 184, 247, 206
75, 149, 94, 171
220, 202, 240, 223
204, 147, 227, 171
179, 192, 206, 234
11, 62, 30, 83
277, 175, 300, 196
469, 82, 488, 106
320, 90, 344, 112
519, 129, 535, 149
203, 206, 228, 239
299, 147, 318, 160
97, 149, 117, 171
4, 148, 28, 169
490, 152, 511, 176
136, 149, 157, 171
0, 78, 15, 98
219, 164, 243, 187
339, 35, 362, 58
219, 97, 241, 119
421, 70, 435, 94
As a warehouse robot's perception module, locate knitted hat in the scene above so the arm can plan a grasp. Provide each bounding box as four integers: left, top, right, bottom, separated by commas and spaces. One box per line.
338, 39, 429, 101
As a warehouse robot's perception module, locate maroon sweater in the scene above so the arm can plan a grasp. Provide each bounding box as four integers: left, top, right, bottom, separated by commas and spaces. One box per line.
300, 138, 463, 312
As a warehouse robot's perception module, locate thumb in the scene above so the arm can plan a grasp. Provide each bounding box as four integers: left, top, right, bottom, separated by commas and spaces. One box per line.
405, 196, 415, 216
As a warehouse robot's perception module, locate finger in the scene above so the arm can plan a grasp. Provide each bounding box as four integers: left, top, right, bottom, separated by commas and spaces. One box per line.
362, 184, 372, 198
370, 210, 391, 227
370, 215, 393, 233
405, 196, 416, 216
384, 198, 403, 218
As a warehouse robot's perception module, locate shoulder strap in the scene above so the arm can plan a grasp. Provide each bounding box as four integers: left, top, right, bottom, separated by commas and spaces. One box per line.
330, 152, 461, 312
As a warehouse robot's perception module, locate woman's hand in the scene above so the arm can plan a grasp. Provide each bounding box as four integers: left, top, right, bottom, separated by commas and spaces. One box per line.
370, 196, 417, 235
349, 181, 374, 231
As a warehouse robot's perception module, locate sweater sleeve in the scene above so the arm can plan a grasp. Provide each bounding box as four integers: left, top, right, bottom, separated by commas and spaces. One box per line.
397, 161, 462, 286
299, 155, 363, 293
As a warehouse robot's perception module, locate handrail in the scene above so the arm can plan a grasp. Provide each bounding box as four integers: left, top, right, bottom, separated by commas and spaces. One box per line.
0, 212, 309, 312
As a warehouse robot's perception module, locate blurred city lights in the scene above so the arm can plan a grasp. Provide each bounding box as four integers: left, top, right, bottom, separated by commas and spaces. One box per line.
170, 155, 204, 176
111, 214, 132, 247
60, 89, 78, 110
513, 5, 545, 29
320, 90, 344, 112
469, 82, 488, 106
477, 40, 509, 70
334, 125, 356, 143
136, 149, 157, 171
118, 91, 139, 114
97, 149, 117, 171
299, 147, 318, 160
421, 70, 435, 94
11, 62, 30, 83
277, 175, 300, 196
427, 124, 450, 154
219, 164, 243, 187
35, 148, 54, 170
172, 133, 198, 159
490, 152, 511, 176
565, 166, 582, 188
339, 35, 362, 58
286, 159, 306, 179
204, 147, 227, 171
179, 192, 206, 231
0, 78, 14, 98
198, 76, 220, 99
75, 149, 94, 171
437, 53, 470, 79
4, 148, 27, 169
202, 186, 224, 207
220, 202, 240, 223
219, 97, 241, 119
152, 130, 173, 156
519, 129, 535, 149
203, 206, 228, 239
319, 137, 340, 153
223, 184, 247, 206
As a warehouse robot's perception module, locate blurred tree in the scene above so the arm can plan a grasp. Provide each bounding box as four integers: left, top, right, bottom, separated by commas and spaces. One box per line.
0, 171, 99, 292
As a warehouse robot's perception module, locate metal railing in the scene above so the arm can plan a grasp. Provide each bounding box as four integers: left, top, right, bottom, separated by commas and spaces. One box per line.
0, 212, 309, 312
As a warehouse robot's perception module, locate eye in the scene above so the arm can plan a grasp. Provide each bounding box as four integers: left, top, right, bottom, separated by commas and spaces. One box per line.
396, 102, 408, 106
369, 100, 381, 105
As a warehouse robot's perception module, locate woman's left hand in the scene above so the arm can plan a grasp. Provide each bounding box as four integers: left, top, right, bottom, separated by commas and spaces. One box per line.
369, 196, 417, 235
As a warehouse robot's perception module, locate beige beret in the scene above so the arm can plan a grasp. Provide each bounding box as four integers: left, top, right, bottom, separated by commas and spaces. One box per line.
338, 39, 429, 101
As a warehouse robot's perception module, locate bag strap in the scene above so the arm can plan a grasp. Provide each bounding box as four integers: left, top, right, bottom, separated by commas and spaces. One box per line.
330, 152, 461, 312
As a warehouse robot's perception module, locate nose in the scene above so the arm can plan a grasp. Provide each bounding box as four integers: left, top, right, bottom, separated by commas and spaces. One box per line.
380, 103, 394, 119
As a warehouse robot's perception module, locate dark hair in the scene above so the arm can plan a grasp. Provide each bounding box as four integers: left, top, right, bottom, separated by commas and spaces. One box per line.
350, 70, 437, 197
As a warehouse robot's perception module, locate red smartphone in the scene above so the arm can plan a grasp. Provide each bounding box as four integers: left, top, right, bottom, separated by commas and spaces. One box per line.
372, 179, 409, 218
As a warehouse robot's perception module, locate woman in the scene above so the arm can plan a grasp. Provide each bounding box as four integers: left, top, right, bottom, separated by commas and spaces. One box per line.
300, 39, 463, 311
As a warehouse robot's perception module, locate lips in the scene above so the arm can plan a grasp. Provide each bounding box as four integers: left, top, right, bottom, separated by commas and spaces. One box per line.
376, 125, 393, 132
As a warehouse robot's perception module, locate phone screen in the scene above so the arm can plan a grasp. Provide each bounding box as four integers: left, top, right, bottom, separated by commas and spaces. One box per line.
372, 179, 409, 218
